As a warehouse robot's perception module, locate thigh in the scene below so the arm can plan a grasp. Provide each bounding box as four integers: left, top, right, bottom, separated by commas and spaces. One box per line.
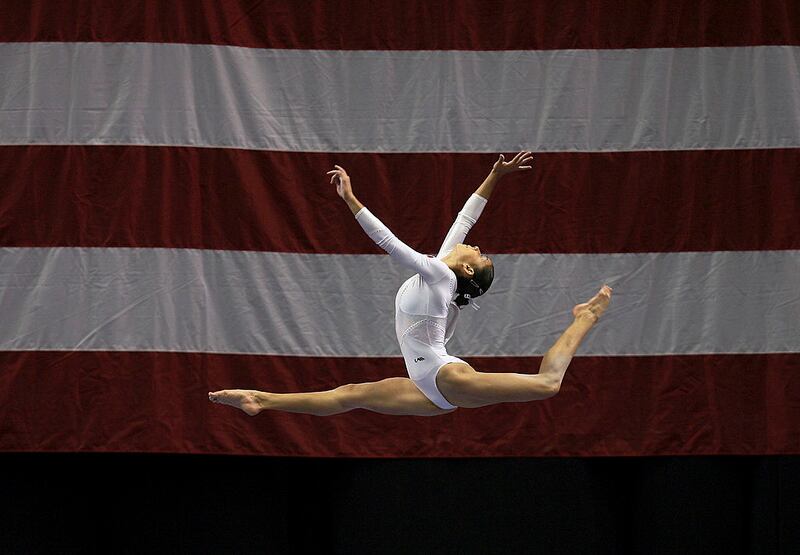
354, 377, 455, 416
435, 362, 484, 408
437, 362, 557, 408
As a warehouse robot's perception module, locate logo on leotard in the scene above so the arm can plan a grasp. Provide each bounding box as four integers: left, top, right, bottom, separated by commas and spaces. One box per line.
414, 357, 425, 362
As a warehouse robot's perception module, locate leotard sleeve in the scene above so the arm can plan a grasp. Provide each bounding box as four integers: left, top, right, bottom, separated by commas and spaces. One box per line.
355, 208, 451, 284
435, 193, 488, 259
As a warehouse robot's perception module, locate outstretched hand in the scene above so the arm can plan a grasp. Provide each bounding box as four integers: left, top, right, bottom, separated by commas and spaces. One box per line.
327, 165, 353, 200
492, 151, 533, 176
327, 165, 364, 215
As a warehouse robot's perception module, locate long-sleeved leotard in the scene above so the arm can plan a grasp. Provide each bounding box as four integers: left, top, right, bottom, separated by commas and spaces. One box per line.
355, 193, 487, 409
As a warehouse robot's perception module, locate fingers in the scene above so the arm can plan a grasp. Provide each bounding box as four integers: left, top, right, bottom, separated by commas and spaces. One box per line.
497, 151, 532, 172
516, 152, 533, 170
327, 166, 349, 185
327, 170, 339, 184
500, 151, 533, 168
326, 166, 348, 177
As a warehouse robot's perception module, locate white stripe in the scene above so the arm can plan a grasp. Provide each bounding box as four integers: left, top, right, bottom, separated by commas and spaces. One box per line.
1, 42, 799, 153
1, 247, 798, 357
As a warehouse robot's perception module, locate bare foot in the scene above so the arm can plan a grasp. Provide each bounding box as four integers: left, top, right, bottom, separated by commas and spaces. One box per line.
572, 284, 613, 320
208, 389, 264, 416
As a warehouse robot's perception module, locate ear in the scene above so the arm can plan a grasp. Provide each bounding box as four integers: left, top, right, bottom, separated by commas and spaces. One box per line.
462, 263, 475, 277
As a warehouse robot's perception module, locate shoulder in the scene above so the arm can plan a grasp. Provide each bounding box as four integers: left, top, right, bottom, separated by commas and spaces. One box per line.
441, 266, 458, 293
427, 254, 456, 280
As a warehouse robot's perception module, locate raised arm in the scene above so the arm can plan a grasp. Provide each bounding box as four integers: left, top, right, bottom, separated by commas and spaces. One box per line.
475, 151, 533, 201
436, 151, 533, 258
328, 165, 450, 283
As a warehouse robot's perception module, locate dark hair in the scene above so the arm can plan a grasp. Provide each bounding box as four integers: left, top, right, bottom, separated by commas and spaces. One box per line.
454, 262, 494, 308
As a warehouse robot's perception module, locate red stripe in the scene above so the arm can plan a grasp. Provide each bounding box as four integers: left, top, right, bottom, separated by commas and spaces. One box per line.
0, 351, 797, 456
1, 145, 798, 254
2, 1, 798, 50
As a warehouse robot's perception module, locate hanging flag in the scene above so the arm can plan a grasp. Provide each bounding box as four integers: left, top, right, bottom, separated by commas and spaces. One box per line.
1, 1, 799, 456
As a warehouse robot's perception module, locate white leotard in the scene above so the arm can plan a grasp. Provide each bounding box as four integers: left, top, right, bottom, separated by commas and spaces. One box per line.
355, 194, 487, 409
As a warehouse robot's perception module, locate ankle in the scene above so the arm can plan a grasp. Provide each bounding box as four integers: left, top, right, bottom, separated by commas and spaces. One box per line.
574, 309, 598, 325
255, 392, 272, 410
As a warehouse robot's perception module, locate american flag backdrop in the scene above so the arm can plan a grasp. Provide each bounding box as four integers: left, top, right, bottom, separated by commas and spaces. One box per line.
1, 1, 799, 456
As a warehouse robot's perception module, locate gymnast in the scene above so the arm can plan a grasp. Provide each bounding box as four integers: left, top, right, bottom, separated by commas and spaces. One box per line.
209, 152, 611, 416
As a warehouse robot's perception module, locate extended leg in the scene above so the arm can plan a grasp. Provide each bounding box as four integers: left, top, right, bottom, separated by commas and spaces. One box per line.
437, 285, 612, 408
209, 377, 453, 417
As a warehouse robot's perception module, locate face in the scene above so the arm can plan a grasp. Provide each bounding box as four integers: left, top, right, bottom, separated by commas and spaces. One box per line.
454, 243, 492, 276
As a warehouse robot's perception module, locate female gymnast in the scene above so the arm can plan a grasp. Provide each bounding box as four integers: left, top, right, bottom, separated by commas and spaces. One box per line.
209, 152, 611, 416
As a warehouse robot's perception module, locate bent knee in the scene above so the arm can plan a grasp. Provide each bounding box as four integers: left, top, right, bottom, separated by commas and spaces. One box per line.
540, 376, 561, 399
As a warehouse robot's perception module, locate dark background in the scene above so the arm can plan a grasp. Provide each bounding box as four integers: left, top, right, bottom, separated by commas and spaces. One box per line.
2, 454, 798, 554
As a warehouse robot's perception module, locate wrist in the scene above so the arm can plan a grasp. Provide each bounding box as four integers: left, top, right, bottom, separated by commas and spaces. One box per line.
345, 194, 364, 215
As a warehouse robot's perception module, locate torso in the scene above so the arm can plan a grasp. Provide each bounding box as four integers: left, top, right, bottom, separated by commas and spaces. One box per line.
394, 264, 460, 380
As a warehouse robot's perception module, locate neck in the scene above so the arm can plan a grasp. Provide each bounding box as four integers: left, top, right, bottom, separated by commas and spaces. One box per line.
440, 252, 460, 273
